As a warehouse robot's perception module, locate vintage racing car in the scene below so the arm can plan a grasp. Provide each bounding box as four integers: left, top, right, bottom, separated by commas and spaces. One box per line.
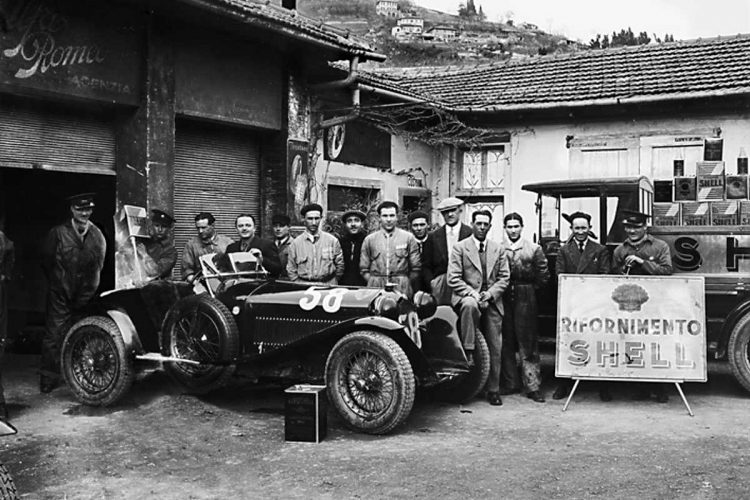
60, 252, 489, 434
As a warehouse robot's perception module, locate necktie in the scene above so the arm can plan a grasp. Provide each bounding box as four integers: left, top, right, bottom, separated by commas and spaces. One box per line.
478, 241, 488, 291
578, 241, 585, 253
479, 242, 485, 253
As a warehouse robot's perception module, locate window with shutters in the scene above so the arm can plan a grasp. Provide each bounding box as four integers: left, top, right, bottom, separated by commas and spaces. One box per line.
453, 144, 509, 196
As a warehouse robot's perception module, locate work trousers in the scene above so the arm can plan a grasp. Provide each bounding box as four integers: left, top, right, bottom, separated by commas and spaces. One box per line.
457, 296, 504, 393
42, 289, 74, 376
501, 283, 542, 392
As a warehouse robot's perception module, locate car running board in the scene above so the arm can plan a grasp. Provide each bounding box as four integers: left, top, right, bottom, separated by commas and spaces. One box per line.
135, 353, 202, 365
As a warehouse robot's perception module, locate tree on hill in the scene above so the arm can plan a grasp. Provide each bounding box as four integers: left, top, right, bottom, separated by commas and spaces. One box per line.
589, 27, 674, 49
458, 0, 485, 21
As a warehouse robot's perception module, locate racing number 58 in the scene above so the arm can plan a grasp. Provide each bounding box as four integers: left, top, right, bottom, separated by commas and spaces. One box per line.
299, 287, 348, 313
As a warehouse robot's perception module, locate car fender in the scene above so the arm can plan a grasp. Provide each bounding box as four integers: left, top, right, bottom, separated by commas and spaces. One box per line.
353, 316, 407, 332
106, 309, 144, 355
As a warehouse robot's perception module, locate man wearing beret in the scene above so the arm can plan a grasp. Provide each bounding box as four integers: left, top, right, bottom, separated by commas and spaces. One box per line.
140, 209, 177, 280
338, 209, 367, 286
360, 201, 421, 298
181, 212, 233, 284
41, 193, 107, 393
552, 211, 612, 402
287, 204, 344, 284
612, 209, 673, 403
272, 214, 292, 279
408, 210, 430, 292
423, 197, 472, 305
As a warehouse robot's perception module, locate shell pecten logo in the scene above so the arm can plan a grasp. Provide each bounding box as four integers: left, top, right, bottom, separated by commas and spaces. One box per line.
611, 283, 649, 312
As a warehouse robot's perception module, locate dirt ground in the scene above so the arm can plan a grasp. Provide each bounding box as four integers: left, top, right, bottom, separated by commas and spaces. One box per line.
1, 352, 749, 500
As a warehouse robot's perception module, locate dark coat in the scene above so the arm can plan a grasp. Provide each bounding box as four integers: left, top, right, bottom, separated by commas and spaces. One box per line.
338, 231, 366, 286
422, 223, 472, 289
224, 236, 281, 277
555, 239, 611, 275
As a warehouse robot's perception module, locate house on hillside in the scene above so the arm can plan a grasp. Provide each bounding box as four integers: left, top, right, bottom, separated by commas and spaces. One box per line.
317, 36, 750, 242
424, 25, 458, 42
396, 16, 424, 35
375, 0, 398, 17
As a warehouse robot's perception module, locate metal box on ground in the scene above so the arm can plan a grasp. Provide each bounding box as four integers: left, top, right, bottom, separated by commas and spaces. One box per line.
681, 202, 711, 226
284, 385, 327, 443
711, 201, 739, 226
654, 202, 681, 226
675, 177, 697, 201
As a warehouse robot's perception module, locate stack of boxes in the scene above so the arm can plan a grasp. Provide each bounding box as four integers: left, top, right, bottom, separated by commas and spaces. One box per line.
653, 139, 749, 227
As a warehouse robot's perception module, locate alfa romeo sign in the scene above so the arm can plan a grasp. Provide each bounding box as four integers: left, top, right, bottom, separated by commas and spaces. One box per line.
556, 274, 707, 382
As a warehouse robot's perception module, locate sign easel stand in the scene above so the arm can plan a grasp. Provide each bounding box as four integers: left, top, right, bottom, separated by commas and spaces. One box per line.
562, 378, 694, 416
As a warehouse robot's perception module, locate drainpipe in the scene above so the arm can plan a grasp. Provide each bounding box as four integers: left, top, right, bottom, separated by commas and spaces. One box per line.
315, 56, 361, 129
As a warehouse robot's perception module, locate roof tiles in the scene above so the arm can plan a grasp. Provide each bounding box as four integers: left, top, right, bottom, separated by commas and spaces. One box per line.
358, 35, 750, 110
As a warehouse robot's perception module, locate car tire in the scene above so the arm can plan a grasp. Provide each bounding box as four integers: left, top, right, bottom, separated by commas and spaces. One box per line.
433, 330, 490, 403
728, 313, 750, 393
161, 295, 239, 394
0, 462, 16, 500
61, 316, 135, 407
325, 331, 415, 435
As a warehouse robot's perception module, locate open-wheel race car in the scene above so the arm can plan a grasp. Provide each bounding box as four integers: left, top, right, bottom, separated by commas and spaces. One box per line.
60, 251, 490, 434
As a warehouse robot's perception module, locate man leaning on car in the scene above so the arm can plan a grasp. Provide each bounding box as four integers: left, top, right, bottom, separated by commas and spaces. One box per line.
287, 203, 344, 284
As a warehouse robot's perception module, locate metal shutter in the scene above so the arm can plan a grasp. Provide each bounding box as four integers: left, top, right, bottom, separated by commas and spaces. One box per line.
0, 97, 115, 173
173, 119, 261, 278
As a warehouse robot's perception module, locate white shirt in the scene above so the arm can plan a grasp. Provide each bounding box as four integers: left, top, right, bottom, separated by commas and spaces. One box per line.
446, 224, 459, 257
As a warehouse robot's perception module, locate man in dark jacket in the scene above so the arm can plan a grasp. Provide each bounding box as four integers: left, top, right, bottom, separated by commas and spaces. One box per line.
272, 214, 292, 279
338, 209, 367, 286
222, 214, 281, 277
408, 210, 430, 293
422, 197, 472, 305
41, 193, 106, 393
140, 209, 177, 280
552, 211, 612, 401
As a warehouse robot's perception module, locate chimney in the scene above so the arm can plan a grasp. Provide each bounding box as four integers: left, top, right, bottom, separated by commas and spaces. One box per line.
282, 0, 296, 10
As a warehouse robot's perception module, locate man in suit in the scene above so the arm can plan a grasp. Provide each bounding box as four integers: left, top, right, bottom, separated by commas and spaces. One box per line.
552, 211, 612, 402
423, 197, 472, 305
448, 210, 510, 406
222, 214, 281, 277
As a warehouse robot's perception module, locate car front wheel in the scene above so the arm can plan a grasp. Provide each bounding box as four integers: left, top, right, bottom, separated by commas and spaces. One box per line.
728, 313, 750, 393
61, 316, 134, 406
325, 331, 415, 435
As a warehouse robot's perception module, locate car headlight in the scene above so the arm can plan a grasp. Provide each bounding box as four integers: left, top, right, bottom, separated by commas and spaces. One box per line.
370, 294, 400, 320
413, 291, 437, 320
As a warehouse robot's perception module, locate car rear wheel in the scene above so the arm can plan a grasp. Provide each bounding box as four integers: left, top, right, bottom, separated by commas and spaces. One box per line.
161, 295, 239, 394
325, 331, 415, 435
61, 316, 134, 406
728, 313, 750, 393
433, 330, 490, 403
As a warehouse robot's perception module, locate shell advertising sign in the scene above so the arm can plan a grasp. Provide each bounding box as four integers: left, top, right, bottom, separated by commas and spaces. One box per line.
556, 275, 707, 382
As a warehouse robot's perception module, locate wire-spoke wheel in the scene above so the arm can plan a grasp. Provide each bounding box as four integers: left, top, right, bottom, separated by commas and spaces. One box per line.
326, 331, 415, 435
61, 316, 134, 406
162, 295, 239, 394
728, 313, 750, 393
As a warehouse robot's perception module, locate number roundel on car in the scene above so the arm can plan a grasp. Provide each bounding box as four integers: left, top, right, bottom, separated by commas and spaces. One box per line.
299, 287, 348, 313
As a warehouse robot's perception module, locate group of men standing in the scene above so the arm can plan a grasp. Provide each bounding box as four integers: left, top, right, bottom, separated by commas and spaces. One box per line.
20, 190, 672, 420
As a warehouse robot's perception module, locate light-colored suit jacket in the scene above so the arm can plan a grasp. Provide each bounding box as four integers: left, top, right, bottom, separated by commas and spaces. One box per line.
448, 237, 510, 314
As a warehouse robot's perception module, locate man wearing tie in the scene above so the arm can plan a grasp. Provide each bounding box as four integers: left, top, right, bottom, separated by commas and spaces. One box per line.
552, 211, 612, 402
448, 210, 510, 406
423, 197, 472, 305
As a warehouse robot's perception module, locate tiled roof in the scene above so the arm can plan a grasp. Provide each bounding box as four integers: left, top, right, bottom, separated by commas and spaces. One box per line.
357, 35, 750, 110
186, 0, 385, 61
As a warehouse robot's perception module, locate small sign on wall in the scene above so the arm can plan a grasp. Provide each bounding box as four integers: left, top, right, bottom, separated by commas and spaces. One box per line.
323, 121, 391, 170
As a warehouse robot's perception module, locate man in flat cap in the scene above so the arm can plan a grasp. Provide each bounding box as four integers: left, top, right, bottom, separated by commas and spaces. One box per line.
140, 209, 177, 280
41, 193, 106, 393
287, 204, 343, 284
338, 209, 367, 286
423, 197, 472, 305
360, 201, 421, 298
272, 214, 292, 279
552, 211, 612, 402
181, 212, 233, 284
612, 209, 672, 403
221, 214, 281, 277
408, 210, 430, 292
500, 212, 549, 403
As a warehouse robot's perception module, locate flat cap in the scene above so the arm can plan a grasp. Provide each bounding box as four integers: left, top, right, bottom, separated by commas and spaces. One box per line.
300, 203, 324, 216
436, 197, 463, 212
67, 193, 96, 209
407, 210, 429, 223
150, 209, 175, 226
272, 214, 291, 226
621, 209, 651, 226
342, 209, 367, 222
